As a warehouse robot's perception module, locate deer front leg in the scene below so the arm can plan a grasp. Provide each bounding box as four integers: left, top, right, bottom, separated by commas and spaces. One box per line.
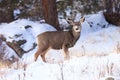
62, 44, 70, 61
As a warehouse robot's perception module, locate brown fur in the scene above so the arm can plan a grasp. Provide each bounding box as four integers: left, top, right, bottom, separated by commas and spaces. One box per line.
34, 17, 85, 62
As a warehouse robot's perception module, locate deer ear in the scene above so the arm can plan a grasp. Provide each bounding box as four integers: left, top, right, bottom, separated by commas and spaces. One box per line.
80, 17, 85, 23
66, 18, 74, 25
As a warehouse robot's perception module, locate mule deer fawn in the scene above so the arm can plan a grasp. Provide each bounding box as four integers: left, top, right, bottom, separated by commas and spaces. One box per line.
34, 17, 85, 62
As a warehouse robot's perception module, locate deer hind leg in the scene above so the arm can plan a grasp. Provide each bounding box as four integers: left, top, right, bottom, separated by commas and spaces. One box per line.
34, 49, 42, 61
40, 47, 50, 62
41, 53, 46, 62
34, 47, 49, 62
34, 46, 49, 62
40, 50, 49, 62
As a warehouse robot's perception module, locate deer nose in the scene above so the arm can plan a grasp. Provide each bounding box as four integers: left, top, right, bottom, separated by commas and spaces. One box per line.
76, 28, 79, 30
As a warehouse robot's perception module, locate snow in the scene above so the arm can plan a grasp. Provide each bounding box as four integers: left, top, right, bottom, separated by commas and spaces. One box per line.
14, 9, 21, 19
0, 12, 120, 80
0, 19, 56, 51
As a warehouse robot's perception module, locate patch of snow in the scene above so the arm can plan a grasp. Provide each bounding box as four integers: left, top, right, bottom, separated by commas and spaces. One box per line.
14, 9, 21, 19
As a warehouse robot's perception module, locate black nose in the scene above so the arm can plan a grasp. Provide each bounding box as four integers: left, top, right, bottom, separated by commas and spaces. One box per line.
76, 28, 79, 30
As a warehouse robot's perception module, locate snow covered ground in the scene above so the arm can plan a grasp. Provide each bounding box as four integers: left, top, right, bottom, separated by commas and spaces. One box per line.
0, 12, 120, 80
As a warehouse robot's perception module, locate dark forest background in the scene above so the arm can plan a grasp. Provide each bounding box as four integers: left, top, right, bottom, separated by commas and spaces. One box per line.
0, 0, 120, 26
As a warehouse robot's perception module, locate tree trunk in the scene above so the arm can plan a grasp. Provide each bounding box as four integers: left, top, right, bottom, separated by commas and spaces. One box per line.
0, 0, 15, 23
41, 0, 60, 30
0, 8, 14, 23
103, 0, 120, 26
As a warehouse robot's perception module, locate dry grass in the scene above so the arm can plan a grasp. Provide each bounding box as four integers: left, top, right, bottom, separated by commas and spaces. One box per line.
116, 41, 120, 54
0, 61, 9, 68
